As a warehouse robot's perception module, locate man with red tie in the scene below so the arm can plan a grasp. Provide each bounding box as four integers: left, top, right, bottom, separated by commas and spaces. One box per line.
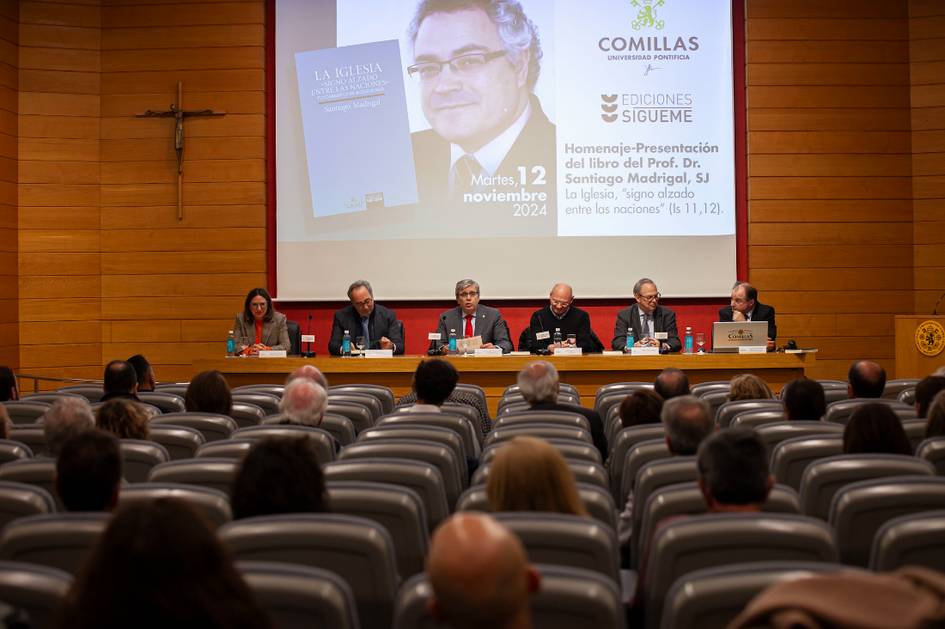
437, 278, 513, 353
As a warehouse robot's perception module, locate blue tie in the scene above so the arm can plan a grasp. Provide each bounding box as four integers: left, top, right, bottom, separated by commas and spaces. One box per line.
361, 317, 371, 349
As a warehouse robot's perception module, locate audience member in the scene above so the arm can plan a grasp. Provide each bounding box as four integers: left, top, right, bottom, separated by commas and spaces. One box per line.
44, 397, 95, 456
96, 398, 149, 440
697, 428, 773, 512
487, 436, 587, 516
275, 378, 327, 427
618, 389, 664, 428
231, 436, 329, 520
848, 360, 886, 399
0, 405, 10, 439
0, 366, 18, 401
728, 373, 773, 401
915, 375, 945, 418
782, 377, 826, 421
184, 370, 232, 416
924, 389, 945, 439
56, 498, 270, 629
843, 403, 912, 455
517, 361, 607, 458
426, 513, 540, 629
397, 385, 492, 435
654, 367, 689, 400
55, 430, 121, 512
100, 360, 140, 402
285, 364, 329, 389
404, 358, 459, 412
126, 354, 156, 392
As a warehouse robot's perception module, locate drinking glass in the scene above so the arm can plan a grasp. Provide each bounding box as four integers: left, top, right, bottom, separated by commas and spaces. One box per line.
567, 334, 577, 346
695, 332, 706, 354
355, 336, 365, 357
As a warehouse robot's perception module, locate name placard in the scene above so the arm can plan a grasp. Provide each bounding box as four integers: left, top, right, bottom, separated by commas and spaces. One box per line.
364, 349, 394, 358
738, 346, 766, 354
654, 332, 668, 340
535, 331, 550, 340
553, 347, 583, 356
427, 332, 442, 341
631, 347, 659, 356
300, 334, 315, 343
258, 350, 288, 358
474, 348, 503, 357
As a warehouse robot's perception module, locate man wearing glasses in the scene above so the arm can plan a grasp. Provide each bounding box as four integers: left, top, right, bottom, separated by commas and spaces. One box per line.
524, 283, 602, 354
437, 279, 513, 353
719, 281, 777, 351
328, 280, 404, 355
406, 0, 555, 229
611, 278, 681, 353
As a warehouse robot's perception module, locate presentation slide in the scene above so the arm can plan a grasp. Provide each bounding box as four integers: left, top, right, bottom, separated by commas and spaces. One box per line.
275, 0, 736, 301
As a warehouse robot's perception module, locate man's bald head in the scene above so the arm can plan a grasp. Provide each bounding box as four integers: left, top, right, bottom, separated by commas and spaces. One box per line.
285, 364, 329, 389
848, 360, 886, 399
517, 360, 558, 404
427, 513, 539, 629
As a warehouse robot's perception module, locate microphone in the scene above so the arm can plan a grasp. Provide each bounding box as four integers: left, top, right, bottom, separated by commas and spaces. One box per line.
933, 291, 945, 316
302, 313, 315, 357
428, 314, 446, 356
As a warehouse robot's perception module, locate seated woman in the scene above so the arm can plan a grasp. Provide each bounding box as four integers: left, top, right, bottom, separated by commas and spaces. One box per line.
728, 373, 773, 401
56, 498, 270, 629
619, 389, 664, 428
843, 403, 912, 455
185, 370, 233, 416
96, 398, 150, 440
232, 287, 290, 356
486, 436, 587, 516
926, 390, 945, 439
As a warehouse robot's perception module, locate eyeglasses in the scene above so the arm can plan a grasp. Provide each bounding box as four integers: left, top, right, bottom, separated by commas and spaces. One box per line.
550, 299, 572, 307
457, 291, 480, 299
407, 50, 507, 82
636, 293, 661, 302
250, 302, 268, 310
352, 297, 374, 307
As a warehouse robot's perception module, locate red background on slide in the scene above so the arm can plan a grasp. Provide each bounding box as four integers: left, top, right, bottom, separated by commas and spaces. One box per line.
265, 1, 748, 355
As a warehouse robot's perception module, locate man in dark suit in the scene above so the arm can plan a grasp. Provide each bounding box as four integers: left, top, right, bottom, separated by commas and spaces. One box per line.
437, 279, 513, 353
611, 278, 681, 353
518, 360, 607, 459
718, 281, 777, 351
525, 283, 601, 354
328, 280, 404, 356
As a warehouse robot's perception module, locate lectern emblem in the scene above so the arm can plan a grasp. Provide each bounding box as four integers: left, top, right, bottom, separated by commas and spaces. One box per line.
915, 320, 945, 357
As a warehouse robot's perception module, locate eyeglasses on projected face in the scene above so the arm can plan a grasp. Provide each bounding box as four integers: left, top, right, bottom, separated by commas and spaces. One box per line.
407, 50, 507, 81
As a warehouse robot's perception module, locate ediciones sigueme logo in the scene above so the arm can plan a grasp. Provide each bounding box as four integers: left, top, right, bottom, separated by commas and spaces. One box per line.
631, 0, 665, 31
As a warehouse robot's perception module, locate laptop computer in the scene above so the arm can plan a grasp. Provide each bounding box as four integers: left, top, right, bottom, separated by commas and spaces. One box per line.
712, 321, 769, 353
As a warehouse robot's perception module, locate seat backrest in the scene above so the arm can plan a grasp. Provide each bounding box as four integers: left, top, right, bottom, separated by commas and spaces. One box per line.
232, 384, 285, 399
897, 387, 916, 405
869, 509, 945, 573
452, 383, 488, 412
238, 560, 359, 629
754, 421, 843, 452
594, 392, 629, 425
286, 319, 302, 355
700, 391, 730, 420
498, 392, 578, 413
731, 409, 789, 429
377, 412, 479, 460
137, 391, 186, 413
644, 513, 837, 629
901, 419, 927, 451
484, 423, 592, 448
608, 425, 665, 496
2, 401, 51, 424
690, 382, 730, 398
324, 459, 448, 531
195, 438, 256, 460
799, 454, 935, 520
328, 393, 383, 422
326, 480, 428, 580
0, 459, 57, 498
146, 457, 239, 495
154, 382, 189, 396
480, 438, 602, 466
829, 476, 945, 567
147, 424, 205, 460
7, 426, 47, 457
595, 381, 652, 404
629, 457, 698, 562
231, 392, 281, 415
230, 402, 267, 428
150, 412, 237, 442
119, 439, 170, 483
318, 412, 357, 446
220, 514, 397, 629
0, 560, 73, 628
0, 481, 56, 530
472, 459, 608, 492
0, 439, 33, 464
823, 398, 913, 425
916, 436, 945, 475
883, 378, 919, 400
455, 482, 618, 531
498, 401, 531, 416
330, 385, 395, 416
440, 403, 486, 443
618, 438, 672, 504
118, 482, 232, 528
0, 513, 110, 574
55, 385, 103, 402
716, 399, 784, 428
358, 426, 466, 484
232, 424, 336, 464
326, 402, 374, 434
494, 410, 590, 433
770, 435, 844, 491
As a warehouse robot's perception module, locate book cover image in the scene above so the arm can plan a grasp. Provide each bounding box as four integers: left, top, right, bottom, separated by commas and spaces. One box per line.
295, 40, 418, 217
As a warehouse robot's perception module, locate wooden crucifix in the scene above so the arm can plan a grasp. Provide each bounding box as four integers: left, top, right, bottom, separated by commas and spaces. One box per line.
136, 82, 226, 220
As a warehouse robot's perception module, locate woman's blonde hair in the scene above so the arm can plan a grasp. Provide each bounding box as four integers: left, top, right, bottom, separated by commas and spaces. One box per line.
96, 399, 149, 440
728, 373, 773, 402
486, 436, 587, 516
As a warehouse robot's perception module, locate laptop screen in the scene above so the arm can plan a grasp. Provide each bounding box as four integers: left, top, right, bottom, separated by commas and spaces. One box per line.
712, 321, 769, 352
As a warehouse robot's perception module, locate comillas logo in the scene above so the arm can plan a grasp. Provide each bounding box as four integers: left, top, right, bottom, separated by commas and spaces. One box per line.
631, 0, 666, 31
728, 329, 755, 341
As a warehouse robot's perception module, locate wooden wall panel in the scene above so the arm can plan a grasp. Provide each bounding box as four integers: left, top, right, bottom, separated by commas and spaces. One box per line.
0, 1, 16, 368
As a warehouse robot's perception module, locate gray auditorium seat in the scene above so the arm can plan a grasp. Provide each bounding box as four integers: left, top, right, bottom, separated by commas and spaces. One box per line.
154, 382, 189, 396
595, 392, 632, 423
233, 424, 336, 464
902, 418, 928, 451
497, 401, 530, 416
377, 412, 480, 458
916, 436, 945, 475
119, 439, 170, 483
753, 421, 843, 452
8, 427, 47, 457
358, 425, 467, 484
151, 412, 237, 442
0, 481, 57, 530
230, 402, 266, 428
232, 384, 285, 399
137, 391, 186, 413
472, 460, 608, 493
629, 457, 698, 566
823, 398, 915, 425
883, 379, 920, 400
898, 387, 916, 405
731, 409, 789, 429
480, 438, 601, 466
117, 482, 232, 528
608, 425, 665, 494
716, 399, 784, 428
455, 482, 618, 532
0, 560, 72, 629
498, 392, 578, 415
484, 423, 592, 448
0, 439, 33, 464
769, 435, 844, 491
55, 385, 103, 402
617, 438, 672, 504
195, 438, 256, 460
231, 392, 281, 416
147, 424, 205, 460
146, 457, 239, 495
319, 412, 357, 446
328, 393, 383, 423
595, 381, 652, 405
20, 392, 85, 405
494, 410, 590, 433
869, 509, 945, 573
330, 384, 395, 415
327, 402, 374, 434
690, 382, 730, 398
0, 459, 57, 499
0, 513, 109, 574
2, 401, 50, 425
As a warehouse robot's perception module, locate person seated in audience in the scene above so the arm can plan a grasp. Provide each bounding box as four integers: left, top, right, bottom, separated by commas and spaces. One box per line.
232, 287, 290, 356
184, 369, 233, 416
43, 397, 95, 456
56, 498, 270, 629
728, 373, 773, 401
654, 367, 689, 400
698, 428, 773, 513
426, 512, 540, 629
230, 436, 329, 520
273, 378, 327, 427
55, 429, 121, 512
517, 360, 607, 458
618, 389, 664, 428
486, 436, 588, 516
100, 359, 140, 403
0, 405, 10, 440
126, 354, 156, 392
781, 377, 826, 421
0, 366, 18, 401
843, 402, 912, 455
285, 364, 329, 389
96, 398, 150, 440
403, 358, 459, 413
915, 375, 945, 418
924, 390, 945, 439
847, 359, 886, 399
397, 384, 492, 435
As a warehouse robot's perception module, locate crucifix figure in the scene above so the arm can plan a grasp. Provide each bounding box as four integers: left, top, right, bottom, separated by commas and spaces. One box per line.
136, 82, 226, 220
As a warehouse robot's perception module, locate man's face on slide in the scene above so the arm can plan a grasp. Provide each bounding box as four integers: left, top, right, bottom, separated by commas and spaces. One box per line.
413, 8, 528, 153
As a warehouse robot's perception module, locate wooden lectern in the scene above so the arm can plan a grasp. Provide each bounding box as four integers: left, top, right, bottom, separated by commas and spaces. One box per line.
895, 315, 945, 378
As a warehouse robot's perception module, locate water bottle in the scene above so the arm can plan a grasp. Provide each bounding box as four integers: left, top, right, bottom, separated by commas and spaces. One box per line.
553, 327, 562, 346
226, 330, 235, 356
626, 327, 634, 352
342, 330, 352, 357
448, 328, 458, 353
684, 326, 693, 354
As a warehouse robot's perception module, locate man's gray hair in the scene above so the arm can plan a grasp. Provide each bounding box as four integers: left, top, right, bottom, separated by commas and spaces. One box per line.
347, 280, 373, 300
633, 277, 656, 296
517, 360, 558, 404
44, 397, 95, 456
279, 379, 328, 427
732, 281, 757, 302
408, 0, 543, 91
661, 395, 713, 455
455, 279, 480, 297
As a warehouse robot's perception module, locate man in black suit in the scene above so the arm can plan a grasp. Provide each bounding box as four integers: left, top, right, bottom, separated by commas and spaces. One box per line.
718, 281, 777, 351
328, 280, 404, 356
437, 279, 513, 353
611, 278, 681, 353
517, 360, 607, 459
